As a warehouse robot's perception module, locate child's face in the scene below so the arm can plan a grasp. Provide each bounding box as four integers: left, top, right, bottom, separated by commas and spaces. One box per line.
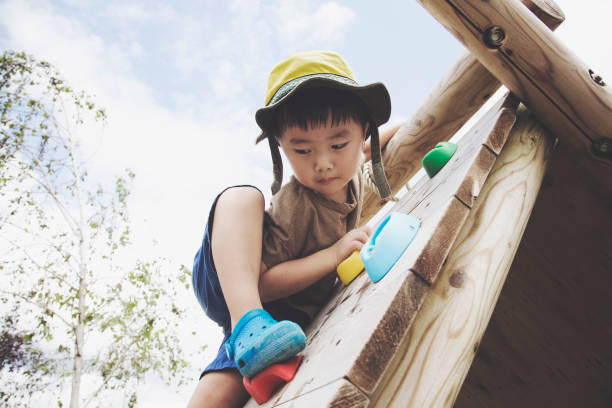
279, 117, 366, 202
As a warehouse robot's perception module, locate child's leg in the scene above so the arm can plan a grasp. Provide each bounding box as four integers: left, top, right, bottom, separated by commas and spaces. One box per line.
207, 186, 305, 379
186, 369, 249, 408
211, 186, 265, 329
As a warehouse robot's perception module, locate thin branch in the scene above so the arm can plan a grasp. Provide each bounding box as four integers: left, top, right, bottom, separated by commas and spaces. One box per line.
0, 288, 74, 329
82, 345, 132, 408
1, 236, 79, 292
18, 142, 80, 235
2, 220, 78, 266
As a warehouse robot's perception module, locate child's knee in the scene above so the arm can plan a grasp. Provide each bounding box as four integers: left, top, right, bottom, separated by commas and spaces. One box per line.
187, 369, 248, 408
217, 186, 264, 212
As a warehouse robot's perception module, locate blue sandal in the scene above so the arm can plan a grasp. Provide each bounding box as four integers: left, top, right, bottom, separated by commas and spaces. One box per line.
225, 309, 306, 378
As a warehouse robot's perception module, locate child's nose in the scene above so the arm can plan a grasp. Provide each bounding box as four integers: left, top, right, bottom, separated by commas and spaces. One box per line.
315, 154, 333, 173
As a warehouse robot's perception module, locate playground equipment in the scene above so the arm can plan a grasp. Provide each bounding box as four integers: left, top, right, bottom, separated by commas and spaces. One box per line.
244, 0, 612, 406
422, 142, 457, 178
337, 212, 421, 285
243, 356, 303, 404
361, 212, 421, 283
337, 251, 365, 285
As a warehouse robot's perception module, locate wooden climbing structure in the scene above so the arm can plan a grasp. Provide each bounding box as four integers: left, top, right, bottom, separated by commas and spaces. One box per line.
245, 0, 612, 406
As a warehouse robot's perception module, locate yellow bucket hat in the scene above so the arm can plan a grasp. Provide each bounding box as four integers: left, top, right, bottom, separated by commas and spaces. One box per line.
256, 50, 392, 199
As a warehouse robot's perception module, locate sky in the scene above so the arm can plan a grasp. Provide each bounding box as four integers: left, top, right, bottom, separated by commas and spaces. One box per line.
1, 0, 610, 406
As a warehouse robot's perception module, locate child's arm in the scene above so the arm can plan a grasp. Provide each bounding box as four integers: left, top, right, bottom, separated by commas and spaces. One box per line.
363, 122, 402, 162
258, 225, 372, 302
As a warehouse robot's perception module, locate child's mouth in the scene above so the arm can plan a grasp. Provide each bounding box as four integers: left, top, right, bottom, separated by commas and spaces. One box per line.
318, 177, 337, 185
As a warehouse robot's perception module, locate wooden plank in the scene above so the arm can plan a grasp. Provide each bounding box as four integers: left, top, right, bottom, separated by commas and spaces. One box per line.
387, 94, 517, 283
369, 107, 554, 407
360, 0, 564, 223
396, 95, 517, 211
246, 261, 427, 406
244, 379, 369, 408
456, 114, 612, 406
416, 0, 612, 170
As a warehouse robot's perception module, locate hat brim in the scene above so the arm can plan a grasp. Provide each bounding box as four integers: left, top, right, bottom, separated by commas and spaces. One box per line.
255, 77, 391, 143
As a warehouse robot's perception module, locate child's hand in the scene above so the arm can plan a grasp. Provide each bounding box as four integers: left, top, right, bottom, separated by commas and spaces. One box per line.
332, 225, 372, 267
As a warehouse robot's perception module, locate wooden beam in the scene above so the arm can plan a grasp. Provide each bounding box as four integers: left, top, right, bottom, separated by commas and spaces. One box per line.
369, 107, 554, 407
514, 0, 564, 30
416, 0, 612, 165
360, 0, 564, 222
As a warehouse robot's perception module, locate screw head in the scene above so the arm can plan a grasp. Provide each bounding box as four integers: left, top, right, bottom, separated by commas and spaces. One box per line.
589, 69, 606, 86
592, 138, 612, 157
484, 26, 506, 49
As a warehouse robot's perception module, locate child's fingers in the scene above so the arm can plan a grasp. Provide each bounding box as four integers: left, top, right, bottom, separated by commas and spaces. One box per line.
350, 232, 370, 251
358, 224, 373, 236
348, 225, 372, 241
339, 227, 372, 259
347, 240, 364, 254
347, 230, 369, 245
355, 231, 370, 244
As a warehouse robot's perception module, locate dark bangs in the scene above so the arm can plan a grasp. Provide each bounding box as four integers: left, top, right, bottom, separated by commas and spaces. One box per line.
271, 87, 370, 140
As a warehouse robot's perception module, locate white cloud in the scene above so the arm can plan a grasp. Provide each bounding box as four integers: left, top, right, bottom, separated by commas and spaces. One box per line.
209, 59, 244, 99
102, 2, 151, 21
276, 1, 356, 46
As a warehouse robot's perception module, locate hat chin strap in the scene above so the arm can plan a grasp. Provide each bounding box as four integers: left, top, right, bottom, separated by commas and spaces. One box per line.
269, 136, 283, 194
368, 123, 393, 201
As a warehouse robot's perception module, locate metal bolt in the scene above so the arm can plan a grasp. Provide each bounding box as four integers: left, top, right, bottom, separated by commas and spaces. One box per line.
589, 69, 606, 86
484, 26, 506, 49
592, 138, 612, 157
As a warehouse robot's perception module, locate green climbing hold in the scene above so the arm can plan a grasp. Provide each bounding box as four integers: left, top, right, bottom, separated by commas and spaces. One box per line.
422, 142, 457, 178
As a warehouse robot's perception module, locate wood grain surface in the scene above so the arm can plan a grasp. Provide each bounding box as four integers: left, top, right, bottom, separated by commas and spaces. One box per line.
370, 107, 554, 407
416, 0, 612, 172
456, 112, 612, 406
268, 379, 369, 408
386, 94, 517, 284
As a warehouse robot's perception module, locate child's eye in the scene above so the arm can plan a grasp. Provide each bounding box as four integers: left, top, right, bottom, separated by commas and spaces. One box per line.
294, 149, 311, 155
332, 142, 349, 150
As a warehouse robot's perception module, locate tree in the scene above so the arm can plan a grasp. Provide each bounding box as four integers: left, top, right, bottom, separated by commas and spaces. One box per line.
0, 51, 193, 407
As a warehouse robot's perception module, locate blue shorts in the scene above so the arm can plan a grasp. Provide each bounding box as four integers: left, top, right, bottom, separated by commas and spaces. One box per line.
192, 186, 310, 378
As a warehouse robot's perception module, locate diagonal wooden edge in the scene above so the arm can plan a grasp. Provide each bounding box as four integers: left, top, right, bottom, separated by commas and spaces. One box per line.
369, 107, 554, 407
244, 252, 428, 407
271, 379, 369, 408
245, 95, 520, 407
389, 93, 518, 284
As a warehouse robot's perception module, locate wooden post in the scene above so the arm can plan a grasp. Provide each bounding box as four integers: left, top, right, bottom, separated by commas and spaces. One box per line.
360, 0, 564, 222
369, 107, 554, 407
416, 0, 612, 168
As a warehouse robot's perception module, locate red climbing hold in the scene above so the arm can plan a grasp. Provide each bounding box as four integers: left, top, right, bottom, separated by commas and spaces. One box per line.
243, 355, 303, 405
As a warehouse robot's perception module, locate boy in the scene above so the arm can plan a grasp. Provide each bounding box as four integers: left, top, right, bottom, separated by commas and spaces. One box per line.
187, 50, 397, 407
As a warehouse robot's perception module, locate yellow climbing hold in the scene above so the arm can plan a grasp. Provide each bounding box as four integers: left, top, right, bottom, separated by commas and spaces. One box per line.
337, 251, 365, 285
